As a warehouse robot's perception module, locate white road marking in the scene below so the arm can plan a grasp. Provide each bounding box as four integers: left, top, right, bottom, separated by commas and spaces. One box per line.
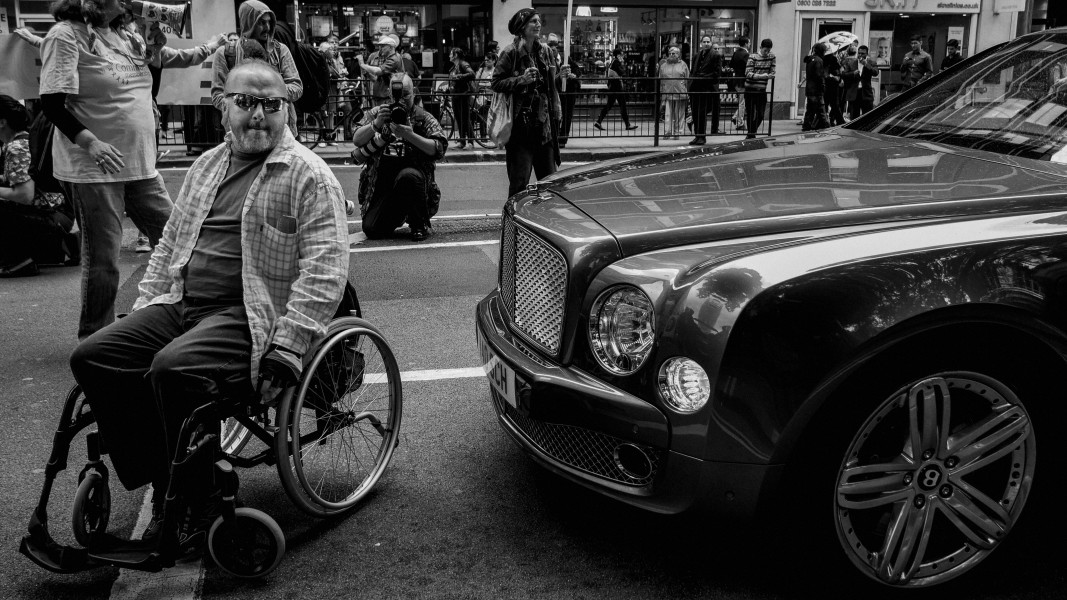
399, 367, 487, 381
109, 485, 205, 600
347, 213, 500, 225
349, 240, 498, 253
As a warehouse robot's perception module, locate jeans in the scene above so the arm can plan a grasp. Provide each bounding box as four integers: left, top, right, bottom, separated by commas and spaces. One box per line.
362, 155, 431, 237
61, 175, 173, 340
745, 90, 769, 137
69, 301, 253, 491
560, 87, 579, 143
455, 93, 473, 143
505, 120, 557, 198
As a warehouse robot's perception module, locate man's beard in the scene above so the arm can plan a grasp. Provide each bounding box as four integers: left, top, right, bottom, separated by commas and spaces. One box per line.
230, 124, 282, 154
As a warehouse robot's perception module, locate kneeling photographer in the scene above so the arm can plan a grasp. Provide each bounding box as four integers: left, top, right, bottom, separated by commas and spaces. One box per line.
351, 74, 446, 242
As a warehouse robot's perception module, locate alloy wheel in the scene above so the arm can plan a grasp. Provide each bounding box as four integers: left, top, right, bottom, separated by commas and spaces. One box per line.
835, 372, 1035, 587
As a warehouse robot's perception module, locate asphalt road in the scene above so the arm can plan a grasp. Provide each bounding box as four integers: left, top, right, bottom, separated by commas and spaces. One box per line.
2, 164, 1064, 599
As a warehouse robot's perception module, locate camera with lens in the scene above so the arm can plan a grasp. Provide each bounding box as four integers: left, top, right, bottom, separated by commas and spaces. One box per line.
388, 80, 408, 126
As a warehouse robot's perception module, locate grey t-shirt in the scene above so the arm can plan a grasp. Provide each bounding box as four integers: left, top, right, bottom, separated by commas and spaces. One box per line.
183, 150, 268, 301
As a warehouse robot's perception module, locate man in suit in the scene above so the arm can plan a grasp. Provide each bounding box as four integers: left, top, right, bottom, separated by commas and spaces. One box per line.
941, 39, 964, 72
688, 36, 723, 145
843, 44, 879, 119
557, 54, 582, 148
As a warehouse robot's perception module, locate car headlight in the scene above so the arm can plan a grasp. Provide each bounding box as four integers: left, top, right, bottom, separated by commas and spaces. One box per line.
588, 286, 655, 375
658, 357, 711, 413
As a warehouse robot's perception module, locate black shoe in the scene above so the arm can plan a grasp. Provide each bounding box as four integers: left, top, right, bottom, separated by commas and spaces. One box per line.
0, 258, 39, 278
593, 122, 604, 130
410, 226, 433, 242
625, 124, 638, 130
177, 491, 226, 557
745, 134, 757, 140
141, 492, 167, 543
688, 138, 706, 146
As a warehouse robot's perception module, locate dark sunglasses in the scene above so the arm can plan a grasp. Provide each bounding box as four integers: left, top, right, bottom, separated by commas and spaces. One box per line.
225, 93, 287, 113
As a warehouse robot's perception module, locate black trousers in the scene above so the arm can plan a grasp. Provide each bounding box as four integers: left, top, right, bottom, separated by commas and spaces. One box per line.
825, 82, 845, 126
362, 155, 431, 237
745, 90, 768, 137
455, 93, 473, 142
505, 120, 557, 198
69, 301, 253, 491
0, 201, 67, 265
560, 88, 578, 143
597, 91, 631, 126
689, 87, 721, 136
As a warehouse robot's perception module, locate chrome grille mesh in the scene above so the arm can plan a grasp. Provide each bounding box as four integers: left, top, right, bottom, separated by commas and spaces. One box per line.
498, 217, 567, 355
491, 389, 660, 488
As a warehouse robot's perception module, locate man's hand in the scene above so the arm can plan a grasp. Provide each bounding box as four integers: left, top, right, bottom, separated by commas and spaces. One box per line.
392, 123, 415, 141
373, 108, 392, 132
258, 346, 302, 406
559, 65, 571, 78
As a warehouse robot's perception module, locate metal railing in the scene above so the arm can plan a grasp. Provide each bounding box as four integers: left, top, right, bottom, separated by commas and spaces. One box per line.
156, 76, 776, 151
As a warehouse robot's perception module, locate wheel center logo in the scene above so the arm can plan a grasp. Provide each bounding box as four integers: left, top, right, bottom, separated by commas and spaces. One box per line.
918, 466, 942, 490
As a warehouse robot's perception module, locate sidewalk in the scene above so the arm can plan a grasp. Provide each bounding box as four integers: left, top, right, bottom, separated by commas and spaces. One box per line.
156, 119, 804, 168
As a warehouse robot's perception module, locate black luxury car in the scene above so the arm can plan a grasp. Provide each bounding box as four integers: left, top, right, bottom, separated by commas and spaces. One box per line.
478, 29, 1067, 589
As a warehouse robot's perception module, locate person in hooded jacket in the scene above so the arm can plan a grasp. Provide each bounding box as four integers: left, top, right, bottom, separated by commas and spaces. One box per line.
802, 42, 829, 132
211, 0, 302, 133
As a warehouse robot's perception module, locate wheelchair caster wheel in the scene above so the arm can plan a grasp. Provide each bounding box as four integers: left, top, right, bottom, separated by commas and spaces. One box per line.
208, 507, 285, 578
72, 471, 110, 547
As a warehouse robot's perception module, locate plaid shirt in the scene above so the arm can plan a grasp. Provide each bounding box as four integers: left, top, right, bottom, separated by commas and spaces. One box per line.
133, 129, 350, 381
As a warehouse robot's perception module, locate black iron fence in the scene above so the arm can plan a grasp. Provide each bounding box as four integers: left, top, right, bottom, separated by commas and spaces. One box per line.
157, 76, 775, 151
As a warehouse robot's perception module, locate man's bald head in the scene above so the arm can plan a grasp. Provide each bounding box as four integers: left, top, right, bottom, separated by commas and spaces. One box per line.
223, 60, 289, 154
225, 60, 286, 98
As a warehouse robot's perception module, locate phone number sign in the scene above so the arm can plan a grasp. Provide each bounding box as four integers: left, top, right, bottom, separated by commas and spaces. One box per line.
794, 0, 981, 12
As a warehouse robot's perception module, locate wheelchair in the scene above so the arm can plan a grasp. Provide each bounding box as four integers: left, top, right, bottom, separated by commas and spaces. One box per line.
20, 283, 402, 579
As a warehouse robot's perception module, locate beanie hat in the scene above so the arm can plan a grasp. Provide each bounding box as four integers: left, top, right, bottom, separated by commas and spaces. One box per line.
508, 9, 538, 36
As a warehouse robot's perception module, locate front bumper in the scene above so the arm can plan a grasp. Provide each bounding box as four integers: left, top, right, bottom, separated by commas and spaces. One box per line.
476, 291, 779, 517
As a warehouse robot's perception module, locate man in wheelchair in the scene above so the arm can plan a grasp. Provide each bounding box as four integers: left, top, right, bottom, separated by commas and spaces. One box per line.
69, 60, 350, 557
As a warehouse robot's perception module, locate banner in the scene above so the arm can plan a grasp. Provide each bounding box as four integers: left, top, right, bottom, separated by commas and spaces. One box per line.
0, 35, 43, 99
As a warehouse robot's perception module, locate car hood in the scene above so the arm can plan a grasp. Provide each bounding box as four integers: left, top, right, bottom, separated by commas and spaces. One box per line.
539, 129, 1067, 256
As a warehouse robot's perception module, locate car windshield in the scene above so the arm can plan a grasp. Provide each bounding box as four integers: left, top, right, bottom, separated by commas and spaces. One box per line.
851, 31, 1067, 163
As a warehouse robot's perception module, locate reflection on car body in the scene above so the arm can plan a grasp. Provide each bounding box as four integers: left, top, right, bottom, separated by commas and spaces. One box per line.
476, 28, 1067, 589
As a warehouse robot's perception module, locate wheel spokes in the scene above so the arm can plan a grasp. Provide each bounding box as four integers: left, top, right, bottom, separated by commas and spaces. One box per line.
874, 501, 936, 584
939, 483, 1010, 549
949, 407, 1030, 474
908, 378, 952, 461
838, 462, 914, 509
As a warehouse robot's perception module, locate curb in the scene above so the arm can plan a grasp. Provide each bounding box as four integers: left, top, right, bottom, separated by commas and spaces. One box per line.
156, 147, 665, 168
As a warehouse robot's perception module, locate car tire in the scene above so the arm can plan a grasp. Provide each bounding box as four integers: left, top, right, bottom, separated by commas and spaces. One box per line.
780, 348, 1058, 592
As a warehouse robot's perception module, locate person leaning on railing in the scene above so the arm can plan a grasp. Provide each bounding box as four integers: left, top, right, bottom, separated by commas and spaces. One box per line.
744, 38, 776, 139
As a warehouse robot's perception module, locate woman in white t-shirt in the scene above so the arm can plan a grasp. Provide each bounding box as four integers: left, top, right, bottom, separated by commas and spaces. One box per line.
40, 0, 174, 340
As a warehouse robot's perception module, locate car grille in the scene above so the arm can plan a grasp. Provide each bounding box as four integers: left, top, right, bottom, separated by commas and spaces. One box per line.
491, 389, 660, 488
499, 217, 567, 355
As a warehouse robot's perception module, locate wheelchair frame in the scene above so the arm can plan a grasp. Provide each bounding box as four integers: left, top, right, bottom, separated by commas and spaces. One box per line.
20, 286, 402, 579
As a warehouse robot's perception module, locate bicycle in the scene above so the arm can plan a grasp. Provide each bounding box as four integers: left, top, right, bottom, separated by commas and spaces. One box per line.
298, 86, 366, 149
431, 85, 496, 149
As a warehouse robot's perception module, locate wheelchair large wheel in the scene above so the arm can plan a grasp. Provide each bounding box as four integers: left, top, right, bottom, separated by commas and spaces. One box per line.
275, 317, 402, 517
72, 470, 110, 547
208, 507, 285, 579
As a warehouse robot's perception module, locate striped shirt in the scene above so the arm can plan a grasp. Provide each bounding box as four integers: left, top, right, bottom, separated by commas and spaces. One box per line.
745, 51, 777, 90
133, 129, 350, 381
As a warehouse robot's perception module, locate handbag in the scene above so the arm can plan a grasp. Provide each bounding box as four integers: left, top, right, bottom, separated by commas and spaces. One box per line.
487, 91, 514, 146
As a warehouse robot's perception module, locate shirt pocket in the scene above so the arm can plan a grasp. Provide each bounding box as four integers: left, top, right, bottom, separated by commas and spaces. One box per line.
257, 221, 299, 281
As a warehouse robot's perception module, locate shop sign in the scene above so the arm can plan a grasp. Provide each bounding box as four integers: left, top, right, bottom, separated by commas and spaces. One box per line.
993, 0, 1024, 12
0, 8, 9, 34
374, 15, 395, 34
795, 0, 981, 13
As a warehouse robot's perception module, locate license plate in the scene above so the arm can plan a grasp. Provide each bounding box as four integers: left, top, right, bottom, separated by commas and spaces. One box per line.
478, 330, 516, 409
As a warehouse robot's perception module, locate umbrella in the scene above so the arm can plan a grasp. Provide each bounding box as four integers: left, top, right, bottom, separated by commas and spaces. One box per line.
816, 31, 860, 56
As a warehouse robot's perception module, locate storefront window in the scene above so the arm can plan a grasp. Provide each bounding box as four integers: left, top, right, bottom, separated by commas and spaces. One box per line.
535, 4, 754, 83
294, 2, 489, 75
870, 13, 971, 98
